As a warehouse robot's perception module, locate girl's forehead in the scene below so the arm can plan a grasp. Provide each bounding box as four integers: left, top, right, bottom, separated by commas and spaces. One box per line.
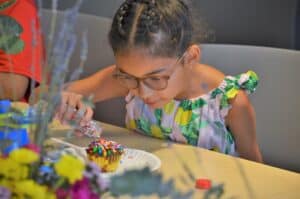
115, 50, 177, 75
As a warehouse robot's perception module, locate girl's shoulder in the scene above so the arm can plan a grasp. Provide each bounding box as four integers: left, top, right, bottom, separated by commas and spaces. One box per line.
191, 64, 259, 100
192, 64, 225, 95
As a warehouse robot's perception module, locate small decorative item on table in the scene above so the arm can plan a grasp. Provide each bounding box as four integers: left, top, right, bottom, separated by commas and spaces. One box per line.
75, 120, 102, 138
86, 138, 124, 172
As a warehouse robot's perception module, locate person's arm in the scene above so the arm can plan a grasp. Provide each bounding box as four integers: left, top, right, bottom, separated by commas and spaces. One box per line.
0, 0, 43, 101
66, 65, 128, 102
48, 65, 128, 124
0, 72, 29, 101
226, 90, 263, 162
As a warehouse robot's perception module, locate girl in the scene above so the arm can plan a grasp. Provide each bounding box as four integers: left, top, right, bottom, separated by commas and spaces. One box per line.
59, 0, 262, 162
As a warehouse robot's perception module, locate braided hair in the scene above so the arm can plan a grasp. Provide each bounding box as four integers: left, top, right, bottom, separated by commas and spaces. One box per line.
109, 0, 195, 57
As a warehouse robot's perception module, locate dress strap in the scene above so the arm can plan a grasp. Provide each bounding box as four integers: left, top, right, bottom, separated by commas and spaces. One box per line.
211, 70, 259, 109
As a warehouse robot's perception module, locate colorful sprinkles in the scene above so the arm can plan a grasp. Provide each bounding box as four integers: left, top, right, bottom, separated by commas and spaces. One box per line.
86, 139, 124, 158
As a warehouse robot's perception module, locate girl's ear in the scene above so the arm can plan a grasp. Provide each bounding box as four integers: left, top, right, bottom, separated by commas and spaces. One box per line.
182, 44, 201, 67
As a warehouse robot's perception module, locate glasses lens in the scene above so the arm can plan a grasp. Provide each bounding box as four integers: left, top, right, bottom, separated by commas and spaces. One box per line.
143, 77, 168, 90
114, 74, 138, 89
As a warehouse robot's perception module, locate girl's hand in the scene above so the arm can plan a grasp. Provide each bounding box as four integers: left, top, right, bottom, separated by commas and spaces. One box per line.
57, 91, 94, 126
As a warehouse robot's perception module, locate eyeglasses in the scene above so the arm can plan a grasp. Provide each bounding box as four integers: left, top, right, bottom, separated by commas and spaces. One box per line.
113, 54, 185, 91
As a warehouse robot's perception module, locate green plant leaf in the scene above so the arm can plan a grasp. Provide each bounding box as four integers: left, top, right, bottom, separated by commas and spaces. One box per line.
110, 167, 194, 198
204, 184, 225, 199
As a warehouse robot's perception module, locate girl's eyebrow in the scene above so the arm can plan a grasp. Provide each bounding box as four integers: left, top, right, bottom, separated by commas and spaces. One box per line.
144, 68, 167, 76
118, 67, 167, 77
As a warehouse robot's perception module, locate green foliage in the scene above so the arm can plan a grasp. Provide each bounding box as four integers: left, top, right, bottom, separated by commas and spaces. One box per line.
0, 15, 24, 54
204, 184, 225, 199
110, 167, 194, 199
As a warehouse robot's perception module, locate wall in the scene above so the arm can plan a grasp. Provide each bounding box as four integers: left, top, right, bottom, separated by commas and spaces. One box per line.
42, 0, 299, 50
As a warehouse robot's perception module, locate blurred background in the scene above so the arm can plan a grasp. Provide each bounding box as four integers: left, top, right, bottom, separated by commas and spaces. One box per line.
43, 0, 299, 50
41, 0, 300, 172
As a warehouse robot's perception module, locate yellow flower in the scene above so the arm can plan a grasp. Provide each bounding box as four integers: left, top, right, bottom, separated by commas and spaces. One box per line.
163, 101, 175, 115
150, 125, 164, 138
54, 154, 84, 184
226, 88, 239, 99
175, 107, 192, 126
9, 148, 39, 164
0, 179, 13, 190
126, 119, 136, 129
0, 158, 28, 180
15, 180, 53, 199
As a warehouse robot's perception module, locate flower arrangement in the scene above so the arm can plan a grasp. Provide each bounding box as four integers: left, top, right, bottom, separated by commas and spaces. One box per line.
0, 0, 225, 199
0, 144, 107, 199
0, 101, 192, 198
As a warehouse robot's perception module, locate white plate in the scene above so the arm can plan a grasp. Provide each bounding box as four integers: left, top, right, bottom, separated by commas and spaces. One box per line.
110, 148, 161, 175
50, 138, 161, 177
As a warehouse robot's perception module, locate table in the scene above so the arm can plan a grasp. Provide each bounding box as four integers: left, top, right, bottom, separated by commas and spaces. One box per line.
51, 122, 300, 199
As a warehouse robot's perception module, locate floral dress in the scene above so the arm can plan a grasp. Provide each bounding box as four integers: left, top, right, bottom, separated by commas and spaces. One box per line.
125, 71, 258, 156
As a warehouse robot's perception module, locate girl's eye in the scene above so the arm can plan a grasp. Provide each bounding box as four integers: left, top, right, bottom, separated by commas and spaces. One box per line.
122, 75, 134, 80
148, 77, 161, 81
117, 73, 133, 79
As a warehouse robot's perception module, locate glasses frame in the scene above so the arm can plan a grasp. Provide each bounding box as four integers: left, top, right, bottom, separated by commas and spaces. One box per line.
113, 53, 186, 91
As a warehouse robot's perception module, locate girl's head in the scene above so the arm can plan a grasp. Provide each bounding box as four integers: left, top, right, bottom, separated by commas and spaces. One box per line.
109, 0, 202, 108
109, 0, 195, 57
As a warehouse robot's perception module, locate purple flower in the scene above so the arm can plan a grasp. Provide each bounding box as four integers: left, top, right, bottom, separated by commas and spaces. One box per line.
85, 162, 101, 175
84, 162, 109, 191
56, 188, 69, 199
24, 143, 41, 153
0, 186, 11, 199
70, 178, 99, 199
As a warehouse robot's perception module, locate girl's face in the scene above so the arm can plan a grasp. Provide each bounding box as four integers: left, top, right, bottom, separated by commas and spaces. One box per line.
115, 49, 189, 109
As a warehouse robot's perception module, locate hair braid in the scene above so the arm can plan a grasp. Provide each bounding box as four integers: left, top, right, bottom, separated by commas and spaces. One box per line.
137, 1, 160, 34
115, 1, 132, 36
109, 0, 198, 57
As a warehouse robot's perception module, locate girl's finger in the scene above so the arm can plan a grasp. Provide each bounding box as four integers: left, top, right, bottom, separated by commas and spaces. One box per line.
61, 93, 79, 123
58, 92, 69, 122
84, 107, 94, 122
63, 105, 77, 124
78, 107, 93, 126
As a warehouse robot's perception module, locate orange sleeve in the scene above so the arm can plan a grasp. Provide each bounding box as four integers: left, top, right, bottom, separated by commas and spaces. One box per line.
0, 0, 44, 84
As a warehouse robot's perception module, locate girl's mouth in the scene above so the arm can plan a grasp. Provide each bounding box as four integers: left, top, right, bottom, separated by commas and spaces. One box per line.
144, 100, 159, 106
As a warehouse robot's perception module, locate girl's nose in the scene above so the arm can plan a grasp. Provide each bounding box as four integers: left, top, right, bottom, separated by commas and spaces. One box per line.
138, 81, 153, 99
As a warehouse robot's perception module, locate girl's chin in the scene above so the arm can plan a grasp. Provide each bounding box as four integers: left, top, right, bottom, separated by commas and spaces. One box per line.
146, 102, 161, 109
146, 100, 169, 109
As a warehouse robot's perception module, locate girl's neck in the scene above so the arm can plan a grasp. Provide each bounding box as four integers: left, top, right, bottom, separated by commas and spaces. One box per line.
174, 63, 204, 100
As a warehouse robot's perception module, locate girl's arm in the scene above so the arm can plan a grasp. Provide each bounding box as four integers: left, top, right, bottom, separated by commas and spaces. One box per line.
0, 73, 29, 101
55, 65, 128, 124
226, 90, 263, 163
66, 65, 128, 102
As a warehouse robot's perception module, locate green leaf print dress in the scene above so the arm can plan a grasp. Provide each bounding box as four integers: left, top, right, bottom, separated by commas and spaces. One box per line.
125, 71, 259, 156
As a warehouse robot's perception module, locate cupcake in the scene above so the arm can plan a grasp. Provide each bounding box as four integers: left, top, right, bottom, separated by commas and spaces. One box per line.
86, 139, 124, 172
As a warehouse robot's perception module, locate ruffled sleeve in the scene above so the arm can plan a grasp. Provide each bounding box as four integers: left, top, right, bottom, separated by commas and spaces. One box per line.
211, 70, 259, 115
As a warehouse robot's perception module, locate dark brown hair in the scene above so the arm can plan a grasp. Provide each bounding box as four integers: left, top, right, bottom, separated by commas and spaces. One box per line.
109, 0, 202, 58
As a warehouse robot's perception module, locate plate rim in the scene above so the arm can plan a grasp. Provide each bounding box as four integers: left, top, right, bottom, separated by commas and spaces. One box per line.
50, 138, 161, 173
